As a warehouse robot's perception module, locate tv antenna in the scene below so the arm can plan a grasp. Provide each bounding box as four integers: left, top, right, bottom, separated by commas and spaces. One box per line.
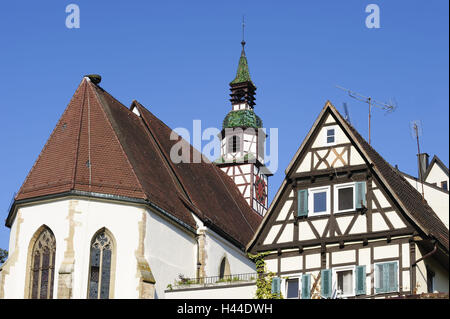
410, 120, 425, 200
336, 85, 397, 145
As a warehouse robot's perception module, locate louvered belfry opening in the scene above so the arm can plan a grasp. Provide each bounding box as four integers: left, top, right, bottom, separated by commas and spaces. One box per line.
29, 227, 56, 299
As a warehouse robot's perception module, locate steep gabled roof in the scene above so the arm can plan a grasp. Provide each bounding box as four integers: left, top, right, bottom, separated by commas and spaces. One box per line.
8, 78, 262, 248
248, 101, 449, 252
423, 155, 449, 181
135, 102, 262, 247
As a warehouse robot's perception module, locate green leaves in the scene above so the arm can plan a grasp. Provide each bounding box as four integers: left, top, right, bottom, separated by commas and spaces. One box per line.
248, 252, 283, 299
0, 248, 8, 265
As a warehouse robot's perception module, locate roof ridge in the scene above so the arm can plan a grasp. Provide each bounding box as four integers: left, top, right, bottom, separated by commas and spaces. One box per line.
88, 82, 147, 199
132, 101, 200, 213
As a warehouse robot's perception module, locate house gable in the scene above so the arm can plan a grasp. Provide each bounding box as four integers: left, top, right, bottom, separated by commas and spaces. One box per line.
248, 101, 447, 254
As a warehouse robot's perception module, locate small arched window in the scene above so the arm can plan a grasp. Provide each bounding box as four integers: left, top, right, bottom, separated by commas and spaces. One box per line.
29, 227, 56, 299
228, 135, 241, 153
87, 229, 114, 299
219, 257, 231, 279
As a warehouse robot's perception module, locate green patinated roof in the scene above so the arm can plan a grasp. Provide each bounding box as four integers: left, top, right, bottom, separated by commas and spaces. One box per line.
230, 47, 253, 85
222, 109, 262, 129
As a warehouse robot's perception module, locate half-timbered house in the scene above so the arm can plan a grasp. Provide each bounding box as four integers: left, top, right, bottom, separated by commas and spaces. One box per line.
247, 101, 449, 299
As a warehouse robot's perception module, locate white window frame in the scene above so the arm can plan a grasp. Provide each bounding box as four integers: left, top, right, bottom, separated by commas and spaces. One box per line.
332, 265, 356, 298
308, 185, 331, 216
284, 275, 302, 299
334, 182, 356, 214
374, 261, 400, 294
325, 126, 337, 146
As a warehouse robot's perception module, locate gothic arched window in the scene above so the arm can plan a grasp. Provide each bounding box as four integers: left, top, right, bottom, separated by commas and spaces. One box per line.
29, 227, 56, 299
87, 229, 115, 299
219, 257, 231, 279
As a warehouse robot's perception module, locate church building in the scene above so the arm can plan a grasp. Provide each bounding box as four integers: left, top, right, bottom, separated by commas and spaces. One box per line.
0, 42, 267, 299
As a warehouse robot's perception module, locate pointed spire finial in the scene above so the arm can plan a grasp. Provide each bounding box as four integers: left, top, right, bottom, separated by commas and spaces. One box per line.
241, 15, 246, 48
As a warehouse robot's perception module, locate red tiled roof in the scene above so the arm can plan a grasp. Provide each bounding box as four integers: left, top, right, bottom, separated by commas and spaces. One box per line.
10, 78, 262, 248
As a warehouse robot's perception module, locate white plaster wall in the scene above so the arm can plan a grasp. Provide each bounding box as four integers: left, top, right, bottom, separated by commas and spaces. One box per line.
425, 165, 449, 187
275, 200, 293, 222
332, 250, 355, 265
144, 207, 197, 299
374, 245, 398, 259
2, 198, 144, 299
3, 199, 70, 298
280, 256, 302, 272
203, 228, 256, 278
296, 152, 311, 173
311, 125, 350, 148
263, 225, 281, 245
71, 199, 142, 299
165, 283, 256, 299
404, 175, 449, 228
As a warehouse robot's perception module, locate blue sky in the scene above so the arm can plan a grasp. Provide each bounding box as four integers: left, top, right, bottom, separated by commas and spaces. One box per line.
0, 1, 448, 250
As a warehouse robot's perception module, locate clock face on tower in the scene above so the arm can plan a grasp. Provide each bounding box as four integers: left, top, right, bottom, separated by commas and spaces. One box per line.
254, 175, 267, 204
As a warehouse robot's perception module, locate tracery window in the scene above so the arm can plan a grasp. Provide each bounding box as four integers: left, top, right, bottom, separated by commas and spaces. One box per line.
88, 230, 114, 299
29, 227, 56, 299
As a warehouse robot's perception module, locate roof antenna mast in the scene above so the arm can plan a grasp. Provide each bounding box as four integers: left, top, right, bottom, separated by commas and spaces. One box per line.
336, 85, 396, 145
411, 120, 425, 200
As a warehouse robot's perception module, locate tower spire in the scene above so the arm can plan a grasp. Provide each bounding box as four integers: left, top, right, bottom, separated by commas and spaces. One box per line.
241, 15, 246, 47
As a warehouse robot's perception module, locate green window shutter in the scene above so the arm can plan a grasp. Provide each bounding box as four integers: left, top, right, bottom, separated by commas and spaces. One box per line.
387, 262, 398, 292
301, 274, 311, 299
355, 265, 366, 295
320, 269, 332, 298
271, 277, 281, 294
297, 189, 308, 217
355, 182, 367, 209
375, 264, 385, 294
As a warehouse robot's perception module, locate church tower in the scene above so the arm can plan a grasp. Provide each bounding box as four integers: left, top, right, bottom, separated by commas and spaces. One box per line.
215, 38, 272, 216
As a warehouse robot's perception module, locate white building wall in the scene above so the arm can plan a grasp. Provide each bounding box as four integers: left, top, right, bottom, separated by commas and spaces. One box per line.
144, 208, 197, 299
403, 175, 449, 228
165, 283, 256, 299
203, 228, 256, 278
425, 165, 449, 188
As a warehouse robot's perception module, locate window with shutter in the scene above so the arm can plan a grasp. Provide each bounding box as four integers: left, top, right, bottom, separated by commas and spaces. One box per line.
355, 182, 366, 209
301, 274, 311, 299
355, 265, 366, 295
286, 278, 300, 299
271, 277, 281, 295
375, 262, 398, 294
308, 186, 331, 216
321, 269, 332, 298
297, 189, 308, 217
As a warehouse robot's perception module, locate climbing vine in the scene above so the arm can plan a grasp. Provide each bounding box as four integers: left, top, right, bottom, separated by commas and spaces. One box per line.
248, 252, 283, 299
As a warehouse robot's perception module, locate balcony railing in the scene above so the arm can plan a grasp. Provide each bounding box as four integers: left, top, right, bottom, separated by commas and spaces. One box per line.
168, 272, 257, 290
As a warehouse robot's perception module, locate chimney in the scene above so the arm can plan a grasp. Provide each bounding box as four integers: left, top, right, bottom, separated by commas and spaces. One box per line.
417, 153, 429, 181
